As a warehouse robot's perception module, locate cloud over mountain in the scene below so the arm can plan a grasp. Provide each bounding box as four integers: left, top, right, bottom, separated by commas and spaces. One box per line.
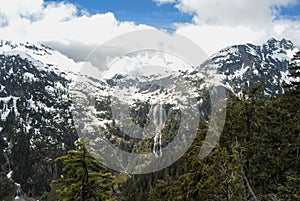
0, 0, 299, 60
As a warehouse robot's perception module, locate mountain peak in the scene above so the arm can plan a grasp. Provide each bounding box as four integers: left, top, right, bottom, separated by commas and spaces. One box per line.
266, 37, 278, 44
264, 37, 294, 51
198, 38, 298, 97
280, 38, 294, 49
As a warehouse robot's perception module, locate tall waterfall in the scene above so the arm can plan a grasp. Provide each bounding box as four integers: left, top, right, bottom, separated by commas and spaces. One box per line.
152, 104, 166, 157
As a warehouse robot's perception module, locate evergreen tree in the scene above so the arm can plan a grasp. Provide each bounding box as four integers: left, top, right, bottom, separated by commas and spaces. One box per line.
147, 125, 246, 201
122, 84, 300, 200
286, 50, 300, 90
53, 141, 117, 201
275, 75, 300, 200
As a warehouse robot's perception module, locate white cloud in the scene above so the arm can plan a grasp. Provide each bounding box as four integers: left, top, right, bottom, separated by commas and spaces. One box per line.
0, 0, 150, 43
0, 0, 152, 63
176, 21, 300, 55
176, 24, 266, 55
272, 19, 300, 44
172, 0, 300, 54
0, 0, 299, 63
0, 0, 43, 20
176, 0, 297, 27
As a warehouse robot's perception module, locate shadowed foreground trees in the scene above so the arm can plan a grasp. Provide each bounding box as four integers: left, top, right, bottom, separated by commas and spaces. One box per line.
52, 141, 117, 201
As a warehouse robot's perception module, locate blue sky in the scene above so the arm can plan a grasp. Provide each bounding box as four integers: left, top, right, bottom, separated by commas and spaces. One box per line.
44, 0, 194, 31
280, 3, 300, 19
44, 0, 300, 30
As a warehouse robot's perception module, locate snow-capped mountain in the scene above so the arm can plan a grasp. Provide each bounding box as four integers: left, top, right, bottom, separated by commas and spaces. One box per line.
0, 37, 298, 198
196, 38, 298, 97
67, 37, 299, 174
0, 40, 79, 197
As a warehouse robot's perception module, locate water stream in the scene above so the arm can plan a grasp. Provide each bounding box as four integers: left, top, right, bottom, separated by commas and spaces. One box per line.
152, 104, 166, 157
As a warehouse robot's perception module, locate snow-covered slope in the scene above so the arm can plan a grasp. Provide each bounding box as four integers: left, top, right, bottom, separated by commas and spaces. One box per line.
0, 40, 79, 197
195, 38, 298, 97
0, 37, 298, 197
0, 40, 82, 80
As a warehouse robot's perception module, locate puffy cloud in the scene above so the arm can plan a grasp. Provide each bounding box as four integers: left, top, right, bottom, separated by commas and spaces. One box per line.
272, 19, 300, 44
0, 0, 299, 63
176, 21, 300, 55
176, 24, 266, 55
0, 2, 83, 42
176, 0, 298, 27
0, 0, 152, 63
0, 0, 43, 20
41, 13, 151, 62
0, 1, 150, 42
172, 0, 300, 54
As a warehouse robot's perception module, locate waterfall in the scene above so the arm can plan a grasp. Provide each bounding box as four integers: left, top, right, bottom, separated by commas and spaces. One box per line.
152, 104, 166, 157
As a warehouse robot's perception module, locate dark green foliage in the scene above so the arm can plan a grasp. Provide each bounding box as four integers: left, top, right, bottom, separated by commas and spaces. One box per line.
1, 43, 299, 200
147, 125, 246, 201
121, 84, 300, 201
40, 185, 61, 201
52, 141, 117, 201
286, 50, 300, 90
0, 173, 17, 200
129, 100, 150, 128
0, 54, 78, 196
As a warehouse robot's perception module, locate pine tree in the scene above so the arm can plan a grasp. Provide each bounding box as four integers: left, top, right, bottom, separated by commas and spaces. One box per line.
286, 50, 300, 90
147, 123, 246, 201
125, 84, 300, 200
52, 140, 117, 201
275, 73, 300, 200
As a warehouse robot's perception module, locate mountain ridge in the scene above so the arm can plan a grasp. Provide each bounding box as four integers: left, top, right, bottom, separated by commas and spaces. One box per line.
0, 37, 298, 199
196, 37, 298, 97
